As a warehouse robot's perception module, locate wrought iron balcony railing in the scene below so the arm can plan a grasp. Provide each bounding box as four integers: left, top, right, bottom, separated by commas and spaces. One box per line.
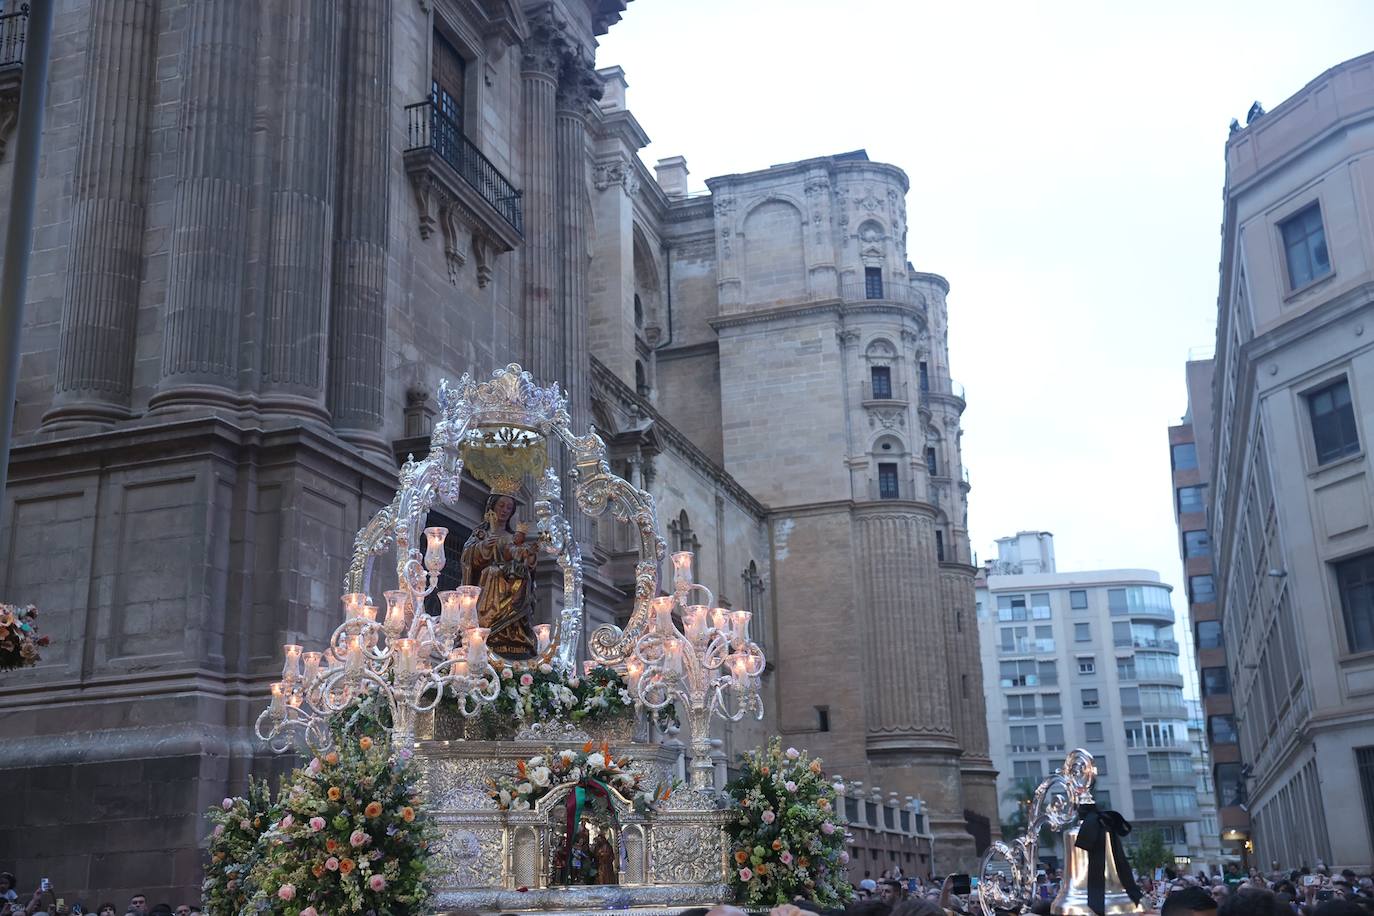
0, 4, 27, 70
404, 99, 522, 235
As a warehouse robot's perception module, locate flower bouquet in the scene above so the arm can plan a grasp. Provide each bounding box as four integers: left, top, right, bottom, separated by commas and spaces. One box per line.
489, 741, 671, 814
724, 739, 853, 908
203, 777, 276, 916
245, 733, 438, 916
0, 604, 47, 671
458, 663, 677, 737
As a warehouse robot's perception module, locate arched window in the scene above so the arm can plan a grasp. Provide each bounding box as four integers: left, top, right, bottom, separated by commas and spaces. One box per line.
634, 293, 644, 328
635, 360, 648, 396
742, 560, 766, 649
668, 510, 700, 559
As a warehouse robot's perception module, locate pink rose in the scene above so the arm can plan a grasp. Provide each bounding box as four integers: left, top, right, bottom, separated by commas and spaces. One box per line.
300, 909, 318, 916
739, 868, 754, 882
369, 875, 386, 892
277, 884, 295, 901
239, 820, 251, 831
840, 851, 850, 865
781, 851, 793, 865
785, 747, 800, 759
309, 816, 326, 832
568, 677, 580, 688
221, 798, 234, 810
280, 814, 294, 829
785, 781, 797, 793
761, 809, 776, 824
821, 821, 835, 835
519, 673, 534, 687
350, 828, 370, 847
325, 857, 340, 871
212, 824, 225, 838
308, 757, 322, 774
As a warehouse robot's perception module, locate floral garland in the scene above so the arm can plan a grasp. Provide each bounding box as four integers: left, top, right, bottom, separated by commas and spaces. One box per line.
725, 739, 853, 908
464, 663, 677, 732
489, 742, 671, 814
203, 777, 275, 916
245, 732, 438, 916
0, 604, 47, 671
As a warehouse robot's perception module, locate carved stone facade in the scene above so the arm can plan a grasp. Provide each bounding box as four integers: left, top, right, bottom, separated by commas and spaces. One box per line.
0, 0, 992, 902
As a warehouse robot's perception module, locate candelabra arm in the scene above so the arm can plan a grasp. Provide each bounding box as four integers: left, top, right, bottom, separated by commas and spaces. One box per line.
686, 701, 716, 791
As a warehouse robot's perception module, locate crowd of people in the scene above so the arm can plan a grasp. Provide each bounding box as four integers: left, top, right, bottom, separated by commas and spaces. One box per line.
0, 876, 198, 916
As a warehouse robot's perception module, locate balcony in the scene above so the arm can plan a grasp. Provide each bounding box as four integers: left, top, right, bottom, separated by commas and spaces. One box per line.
403, 99, 522, 286
861, 378, 909, 404
1000, 637, 1057, 655
841, 279, 928, 308
0, 4, 27, 153
1110, 603, 1174, 623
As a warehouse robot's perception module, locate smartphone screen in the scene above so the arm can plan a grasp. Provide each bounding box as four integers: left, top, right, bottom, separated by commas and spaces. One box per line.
951, 874, 972, 896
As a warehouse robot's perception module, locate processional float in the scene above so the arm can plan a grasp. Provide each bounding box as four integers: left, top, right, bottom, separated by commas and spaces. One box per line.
255, 364, 765, 911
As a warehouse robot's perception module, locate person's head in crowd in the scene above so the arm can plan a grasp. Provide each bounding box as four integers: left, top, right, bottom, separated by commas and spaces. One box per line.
0, 874, 15, 900
1163, 886, 1220, 916
860, 880, 878, 895
1211, 884, 1231, 904
1314, 901, 1367, 916
879, 881, 904, 906
890, 899, 943, 916
128, 897, 147, 915
174, 906, 191, 916
1030, 899, 1053, 916
150, 905, 171, 916
97, 904, 115, 916
844, 900, 891, 916
1219, 887, 1284, 916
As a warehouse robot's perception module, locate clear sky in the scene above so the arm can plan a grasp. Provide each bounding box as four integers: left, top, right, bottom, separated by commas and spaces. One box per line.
596, 3, 1374, 671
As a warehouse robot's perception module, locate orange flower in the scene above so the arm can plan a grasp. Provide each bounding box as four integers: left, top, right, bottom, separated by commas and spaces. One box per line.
339, 858, 356, 875
602, 740, 610, 758
364, 802, 383, 818
212, 852, 225, 863
326, 838, 340, 853
327, 786, 342, 801
312, 865, 325, 879
760, 766, 770, 776
359, 736, 373, 751
809, 760, 823, 775
755, 863, 768, 875
401, 806, 415, 822
799, 856, 810, 868
582, 741, 595, 753
517, 760, 527, 777
735, 850, 749, 864
819, 799, 831, 811
771, 839, 783, 851
324, 751, 339, 765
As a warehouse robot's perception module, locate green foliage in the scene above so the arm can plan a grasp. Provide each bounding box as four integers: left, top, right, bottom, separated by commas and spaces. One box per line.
724, 738, 854, 909
203, 777, 276, 916
1001, 777, 1053, 847
1129, 828, 1173, 874
453, 663, 677, 734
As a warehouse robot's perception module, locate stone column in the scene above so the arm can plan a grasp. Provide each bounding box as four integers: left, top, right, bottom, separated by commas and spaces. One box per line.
45, 0, 158, 426
327, 0, 392, 456
153, 0, 257, 410
519, 13, 564, 385
556, 54, 600, 545
259, 0, 339, 423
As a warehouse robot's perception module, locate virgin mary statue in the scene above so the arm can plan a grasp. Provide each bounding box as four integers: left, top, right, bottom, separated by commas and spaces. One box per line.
460, 489, 538, 657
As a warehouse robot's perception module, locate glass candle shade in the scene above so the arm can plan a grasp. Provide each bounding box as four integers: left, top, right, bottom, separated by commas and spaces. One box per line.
383, 590, 410, 634
729, 610, 752, 646
465, 627, 489, 669
651, 596, 677, 635
625, 657, 644, 691
269, 682, 285, 718
684, 605, 709, 644
395, 638, 417, 677
710, 607, 730, 634
342, 592, 369, 619
454, 585, 481, 630
534, 623, 552, 654
423, 526, 448, 573
670, 551, 694, 590
282, 644, 302, 680
302, 651, 322, 684
663, 640, 684, 675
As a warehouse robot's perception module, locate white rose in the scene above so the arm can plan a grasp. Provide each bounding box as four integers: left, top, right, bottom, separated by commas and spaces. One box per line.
498, 789, 512, 807
530, 766, 552, 788
587, 752, 605, 769
517, 781, 533, 795
514, 798, 530, 811
569, 767, 582, 782
539, 663, 552, 674
559, 749, 576, 763
529, 756, 545, 767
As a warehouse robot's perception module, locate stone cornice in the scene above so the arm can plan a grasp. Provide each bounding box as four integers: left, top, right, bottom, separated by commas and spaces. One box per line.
653, 340, 718, 362
589, 356, 767, 518
590, 106, 650, 151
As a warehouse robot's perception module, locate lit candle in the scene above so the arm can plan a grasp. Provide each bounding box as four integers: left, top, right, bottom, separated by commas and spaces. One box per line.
342, 592, 369, 618
286, 689, 302, 709
383, 590, 410, 634
663, 641, 683, 675
447, 647, 469, 679
729, 610, 752, 645
438, 590, 460, 629
282, 644, 302, 681
346, 635, 364, 673
395, 638, 417, 677
423, 526, 448, 572
625, 658, 644, 691
534, 624, 552, 654
302, 651, 322, 684
269, 681, 285, 718
684, 605, 709, 644
729, 653, 749, 685
670, 551, 694, 590
710, 607, 729, 633
360, 601, 378, 623
465, 627, 489, 669
455, 585, 481, 630
651, 596, 677, 635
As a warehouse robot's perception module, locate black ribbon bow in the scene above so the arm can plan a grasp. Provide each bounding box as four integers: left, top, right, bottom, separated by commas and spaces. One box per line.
1074, 804, 1143, 916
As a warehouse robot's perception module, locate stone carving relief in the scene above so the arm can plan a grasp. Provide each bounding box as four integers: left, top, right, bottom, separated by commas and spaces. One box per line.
651, 825, 725, 885
714, 196, 736, 259
857, 187, 882, 214
432, 826, 505, 888
868, 408, 905, 430
593, 155, 640, 196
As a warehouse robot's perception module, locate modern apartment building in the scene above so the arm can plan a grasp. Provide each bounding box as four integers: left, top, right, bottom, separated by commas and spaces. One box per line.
1169, 358, 1250, 861
977, 532, 1217, 870
1200, 51, 1374, 868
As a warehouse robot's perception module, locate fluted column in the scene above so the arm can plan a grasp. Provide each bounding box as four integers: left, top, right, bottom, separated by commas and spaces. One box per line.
152, 0, 256, 410
519, 14, 564, 385
327, 0, 391, 455
259, 0, 339, 422
556, 55, 600, 544
45, 0, 158, 426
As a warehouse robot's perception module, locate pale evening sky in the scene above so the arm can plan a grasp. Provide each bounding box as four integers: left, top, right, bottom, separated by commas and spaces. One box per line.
597, 2, 1374, 688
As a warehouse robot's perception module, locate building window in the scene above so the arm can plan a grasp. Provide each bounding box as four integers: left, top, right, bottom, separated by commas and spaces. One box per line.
878, 463, 899, 500
1117, 656, 1136, 679
1183, 530, 1211, 557
1074, 622, 1091, 642
1280, 201, 1332, 290
1038, 660, 1058, 685
1041, 693, 1062, 716
1070, 589, 1088, 610
1077, 657, 1095, 675
635, 359, 649, 396
1189, 574, 1216, 603
999, 659, 1039, 687
1215, 762, 1244, 807
431, 28, 467, 132
1209, 715, 1238, 744
1001, 626, 1028, 653
870, 365, 893, 399
1012, 760, 1043, 781
1045, 724, 1065, 752
1095, 755, 1109, 776
935, 530, 946, 562
1307, 379, 1360, 465
961, 674, 969, 698
998, 594, 1028, 621
1096, 789, 1112, 808
1196, 620, 1223, 649
918, 361, 930, 393
864, 266, 884, 299
1084, 721, 1104, 743
1129, 754, 1149, 780
1081, 688, 1099, 708
1356, 747, 1374, 845
1171, 442, 1198, 471
1009, 725, 1039, 752
1107, 589, 1128, 613
925, 446, 938, 476
1335, 552, 1374, 653
1201, 666, 1230, 696
1030, 593, 1052, 618
1177, 485, 1206, 515
634, 293, 644, 328
816, 706, 830, 733
1007, 695, 1037, 719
